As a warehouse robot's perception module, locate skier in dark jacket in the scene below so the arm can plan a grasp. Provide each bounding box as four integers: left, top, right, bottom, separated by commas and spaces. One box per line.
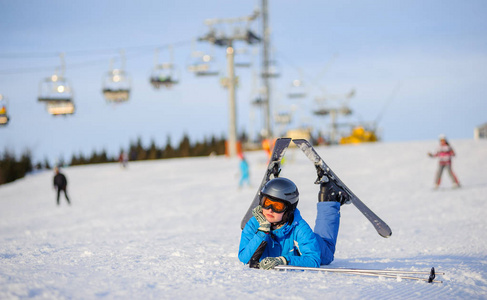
53, 167, 71, 206
239, 177, 349, 270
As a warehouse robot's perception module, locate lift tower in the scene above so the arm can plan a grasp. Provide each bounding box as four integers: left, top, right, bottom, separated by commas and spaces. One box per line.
261, 0, 272, 140
199, 10, 260, 157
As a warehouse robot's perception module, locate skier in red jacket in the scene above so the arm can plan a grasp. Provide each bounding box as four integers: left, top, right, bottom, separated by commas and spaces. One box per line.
428, 135, 461, 189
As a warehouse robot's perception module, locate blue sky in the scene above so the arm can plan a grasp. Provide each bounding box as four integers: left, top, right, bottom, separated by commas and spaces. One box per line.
1, 0, 486, 163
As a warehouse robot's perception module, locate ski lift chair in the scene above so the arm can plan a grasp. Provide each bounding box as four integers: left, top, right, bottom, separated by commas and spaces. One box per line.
38, 74, 75, 116
287, 79, 307, 99
102, 69, 131, 102
188, 54, 220, 77
261, 60, 280, 78
150, 63, 179, 89
313, 108, 330, 116
0, 94, 9, 125
234, 48, 252, 68
275, 112, 292, 125
0, 113, 8, 125
150, 47, 180, 89
46, 100, 75, 116
252, 97, 266, 106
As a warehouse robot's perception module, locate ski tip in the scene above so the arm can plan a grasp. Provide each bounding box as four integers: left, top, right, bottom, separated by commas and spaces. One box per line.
291, 138, 307, 145
378, 229, 392, 238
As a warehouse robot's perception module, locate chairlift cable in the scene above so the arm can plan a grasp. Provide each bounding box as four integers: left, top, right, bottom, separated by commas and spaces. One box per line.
374, 82, 401, 125
0, 40, 192, 59
275, 49, 338, 95
0, 41, 193, 75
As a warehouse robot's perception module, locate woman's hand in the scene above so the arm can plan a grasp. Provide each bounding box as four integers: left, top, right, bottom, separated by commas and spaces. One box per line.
252, 205, 271, 233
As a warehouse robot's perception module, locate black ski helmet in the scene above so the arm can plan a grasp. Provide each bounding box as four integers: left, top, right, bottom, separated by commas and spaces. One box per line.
260, 177, 299, 224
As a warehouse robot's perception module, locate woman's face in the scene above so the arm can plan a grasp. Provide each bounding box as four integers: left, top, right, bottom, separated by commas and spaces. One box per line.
262, 207, 284, 223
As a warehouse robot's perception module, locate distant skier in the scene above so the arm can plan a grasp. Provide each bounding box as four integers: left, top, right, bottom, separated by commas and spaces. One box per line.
261, 139, 272, 161
119, 150, 128, 168
53, 167, 71, 206
428, 134, 461, 189
239, 177, 350, 269
238, 153, 250, 188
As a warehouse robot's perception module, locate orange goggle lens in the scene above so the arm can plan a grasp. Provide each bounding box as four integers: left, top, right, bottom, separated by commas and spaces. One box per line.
261, 196, 287, 213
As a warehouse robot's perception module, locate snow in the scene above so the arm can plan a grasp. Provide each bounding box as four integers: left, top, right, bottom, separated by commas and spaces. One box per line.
1, 139, 487, 299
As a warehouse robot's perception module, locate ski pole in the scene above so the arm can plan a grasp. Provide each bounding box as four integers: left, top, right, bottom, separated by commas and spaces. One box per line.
275, 266, 443, 283
276, 265, 444, 275
328, 270, 443, 283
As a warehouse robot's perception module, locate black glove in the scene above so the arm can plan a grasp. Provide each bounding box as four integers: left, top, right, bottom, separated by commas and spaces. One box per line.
318, 179, 351, 205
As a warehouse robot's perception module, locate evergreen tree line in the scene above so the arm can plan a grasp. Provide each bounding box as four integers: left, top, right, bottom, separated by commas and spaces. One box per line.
0, 133, 232, 185
70, 133, 227, 166
0, 150, 33, 185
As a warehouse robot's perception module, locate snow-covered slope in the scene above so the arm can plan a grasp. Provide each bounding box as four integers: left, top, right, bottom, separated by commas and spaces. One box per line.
1, 139, 486, 299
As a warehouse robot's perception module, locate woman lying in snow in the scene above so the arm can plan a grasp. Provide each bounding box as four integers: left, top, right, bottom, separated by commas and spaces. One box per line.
239, 177, 350, 270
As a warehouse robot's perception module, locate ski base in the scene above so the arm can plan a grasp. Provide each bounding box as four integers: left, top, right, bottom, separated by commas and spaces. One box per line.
292, 139, 392, 238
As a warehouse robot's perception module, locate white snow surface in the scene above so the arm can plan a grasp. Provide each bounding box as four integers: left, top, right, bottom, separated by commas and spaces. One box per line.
1, 139, 487, 299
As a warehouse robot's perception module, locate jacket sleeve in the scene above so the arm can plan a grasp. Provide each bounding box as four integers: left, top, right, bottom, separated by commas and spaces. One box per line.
282, 221, 321, 268
238, 218, 270, 264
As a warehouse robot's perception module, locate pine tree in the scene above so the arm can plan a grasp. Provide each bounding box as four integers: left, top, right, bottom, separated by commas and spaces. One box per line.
135, 137, 147, 160
19, 150, 33, 174
218, 133, 227, 155
147, 139, 158, 160
178, 133, 191, 157
163, 135, 176, 159
44, 157, 51, 170
0, 149, 33, 185
192, 137, 209, 157
100, 149, 109, 163
78, 152, 87, 164
70, 154, 79, 166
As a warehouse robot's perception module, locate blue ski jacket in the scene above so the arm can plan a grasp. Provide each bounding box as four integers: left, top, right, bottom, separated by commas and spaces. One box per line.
239, 203, 340, 268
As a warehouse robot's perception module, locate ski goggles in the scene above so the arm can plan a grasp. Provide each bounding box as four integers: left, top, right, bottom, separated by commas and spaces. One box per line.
261, 196, 287, 213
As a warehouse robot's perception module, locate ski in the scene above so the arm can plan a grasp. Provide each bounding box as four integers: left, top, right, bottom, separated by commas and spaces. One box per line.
292, 139, 392, 238
240, 138, 292, 230
275, 265, 443, 283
